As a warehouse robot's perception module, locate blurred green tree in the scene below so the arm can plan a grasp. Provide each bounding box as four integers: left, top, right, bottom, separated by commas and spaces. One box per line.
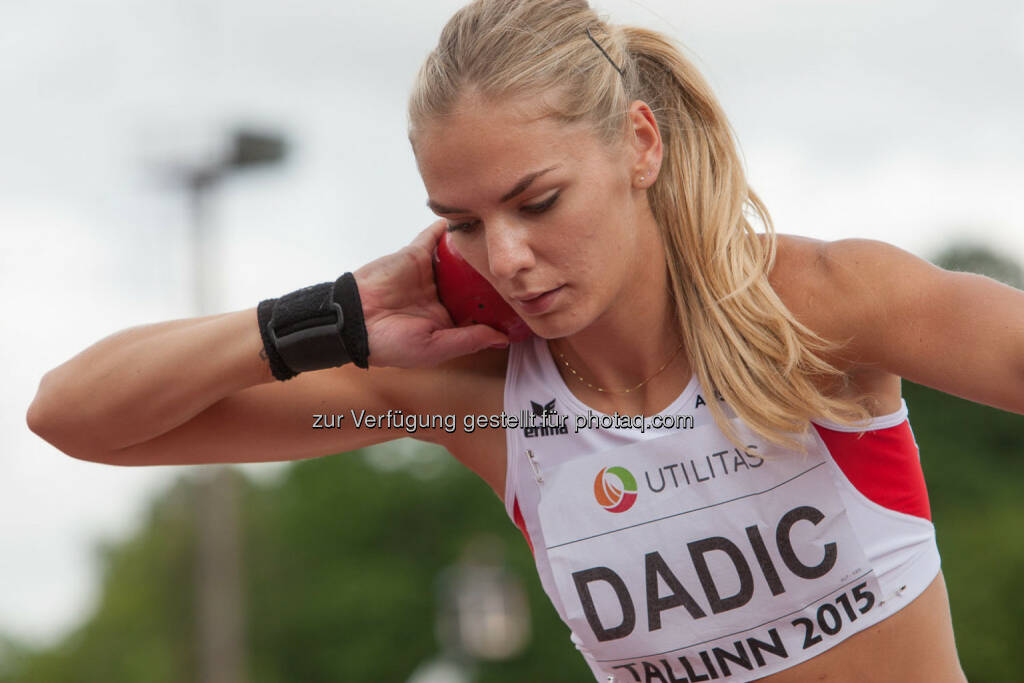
0, 446, 592, 682
902, 380, 1024, 683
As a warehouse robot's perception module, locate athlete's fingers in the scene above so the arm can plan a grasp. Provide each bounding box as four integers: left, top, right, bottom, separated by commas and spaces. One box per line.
366, 318, 509, 368
409, 219, 449, 254
415, 325, 510, 367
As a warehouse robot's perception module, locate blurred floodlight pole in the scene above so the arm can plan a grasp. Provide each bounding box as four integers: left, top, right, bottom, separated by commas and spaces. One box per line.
187, 131, 287, 313
163, 128, 288, 683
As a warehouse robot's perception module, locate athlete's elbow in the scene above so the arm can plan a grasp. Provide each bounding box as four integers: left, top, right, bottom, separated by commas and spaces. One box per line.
27, 372, 116, 463
27, 414, 108, 464
26, 371, 66, 444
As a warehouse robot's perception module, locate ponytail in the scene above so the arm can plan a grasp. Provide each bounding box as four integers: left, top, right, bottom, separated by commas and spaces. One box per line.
623, 26, 872, 449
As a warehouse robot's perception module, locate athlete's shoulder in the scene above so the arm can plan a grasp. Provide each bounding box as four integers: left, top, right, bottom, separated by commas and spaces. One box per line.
765, 234, 948, 360
762, 233, 839, 334
762, 232, 827, 297
769, 232, 932, 290
763, 233, 1024, 416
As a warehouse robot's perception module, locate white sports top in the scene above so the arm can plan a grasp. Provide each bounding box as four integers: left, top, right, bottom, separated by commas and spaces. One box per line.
503, 336, 940, 682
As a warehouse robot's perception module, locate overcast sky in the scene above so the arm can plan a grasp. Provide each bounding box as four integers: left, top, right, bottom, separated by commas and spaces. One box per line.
2, 0, 1022, 649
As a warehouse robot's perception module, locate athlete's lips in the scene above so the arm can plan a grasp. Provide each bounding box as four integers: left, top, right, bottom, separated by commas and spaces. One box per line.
511, 284, 563, 301
512, 290, 548, 302
511, 285, 564, 315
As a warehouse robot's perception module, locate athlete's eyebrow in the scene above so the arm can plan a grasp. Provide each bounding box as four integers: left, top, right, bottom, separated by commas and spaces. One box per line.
427, 165, 561, 214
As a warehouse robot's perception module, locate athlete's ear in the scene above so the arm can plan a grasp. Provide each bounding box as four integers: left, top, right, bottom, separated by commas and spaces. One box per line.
627, 100, 662, 186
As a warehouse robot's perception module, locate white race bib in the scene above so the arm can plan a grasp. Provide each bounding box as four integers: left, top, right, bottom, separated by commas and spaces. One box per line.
535, 421, 882, 681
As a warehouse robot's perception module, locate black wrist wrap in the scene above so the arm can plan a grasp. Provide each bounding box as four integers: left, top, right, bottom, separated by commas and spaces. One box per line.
257, 272, 369, 381
333, 273, 369, 369
257, 297, 297, 381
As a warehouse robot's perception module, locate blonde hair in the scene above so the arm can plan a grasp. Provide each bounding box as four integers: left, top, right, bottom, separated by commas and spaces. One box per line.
409, 0, 871, 449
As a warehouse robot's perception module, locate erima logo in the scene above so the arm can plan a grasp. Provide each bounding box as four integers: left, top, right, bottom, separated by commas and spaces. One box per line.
531, 399, 556, 416
524, 398, 568, 438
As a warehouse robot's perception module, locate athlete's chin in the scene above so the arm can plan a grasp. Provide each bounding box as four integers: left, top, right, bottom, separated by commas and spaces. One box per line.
521, 302, 599, 340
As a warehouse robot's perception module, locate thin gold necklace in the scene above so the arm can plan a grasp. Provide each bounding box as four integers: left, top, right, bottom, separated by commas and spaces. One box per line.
553, 342, 684, 394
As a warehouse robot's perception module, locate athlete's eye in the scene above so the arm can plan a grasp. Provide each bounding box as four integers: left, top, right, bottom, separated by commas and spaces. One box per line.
446, 220, 479, 234
445, 191, 560, 232
522, 191, 561, 214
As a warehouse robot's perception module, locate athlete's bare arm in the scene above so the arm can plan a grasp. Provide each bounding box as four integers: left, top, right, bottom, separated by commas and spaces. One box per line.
769, 234, 1024, 417
825, 238, 1024, 415
26, 221, 511, 493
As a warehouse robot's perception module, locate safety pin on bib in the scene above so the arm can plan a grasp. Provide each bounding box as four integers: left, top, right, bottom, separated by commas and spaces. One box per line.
878, 584, 907, 607
525, 449, 543, 484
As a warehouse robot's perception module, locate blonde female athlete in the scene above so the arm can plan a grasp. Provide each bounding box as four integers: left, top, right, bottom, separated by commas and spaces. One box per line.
27, 1, 1023, 680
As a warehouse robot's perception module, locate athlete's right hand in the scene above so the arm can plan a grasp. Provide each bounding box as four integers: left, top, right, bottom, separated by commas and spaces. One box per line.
353, 220, 513, 368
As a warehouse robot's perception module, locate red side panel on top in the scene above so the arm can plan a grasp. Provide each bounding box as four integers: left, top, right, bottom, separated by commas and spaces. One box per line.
813, 420, 932, 521
512, 496, 535, 555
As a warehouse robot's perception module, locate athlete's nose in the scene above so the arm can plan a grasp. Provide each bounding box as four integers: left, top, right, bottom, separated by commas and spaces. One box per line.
485, 220, 536, 281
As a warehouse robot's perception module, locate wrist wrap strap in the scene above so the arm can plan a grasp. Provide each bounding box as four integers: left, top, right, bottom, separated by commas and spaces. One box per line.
257, 273, 369, 381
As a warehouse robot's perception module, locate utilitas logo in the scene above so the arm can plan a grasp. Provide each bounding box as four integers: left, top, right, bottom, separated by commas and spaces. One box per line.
594, 466, 638, 513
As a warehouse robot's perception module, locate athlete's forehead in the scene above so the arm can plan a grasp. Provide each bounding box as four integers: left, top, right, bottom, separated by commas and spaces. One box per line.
426, 165, 562, 216
414, 96, 613, 213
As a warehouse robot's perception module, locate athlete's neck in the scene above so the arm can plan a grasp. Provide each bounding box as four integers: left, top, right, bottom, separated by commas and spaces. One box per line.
549, 264, 688, 415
